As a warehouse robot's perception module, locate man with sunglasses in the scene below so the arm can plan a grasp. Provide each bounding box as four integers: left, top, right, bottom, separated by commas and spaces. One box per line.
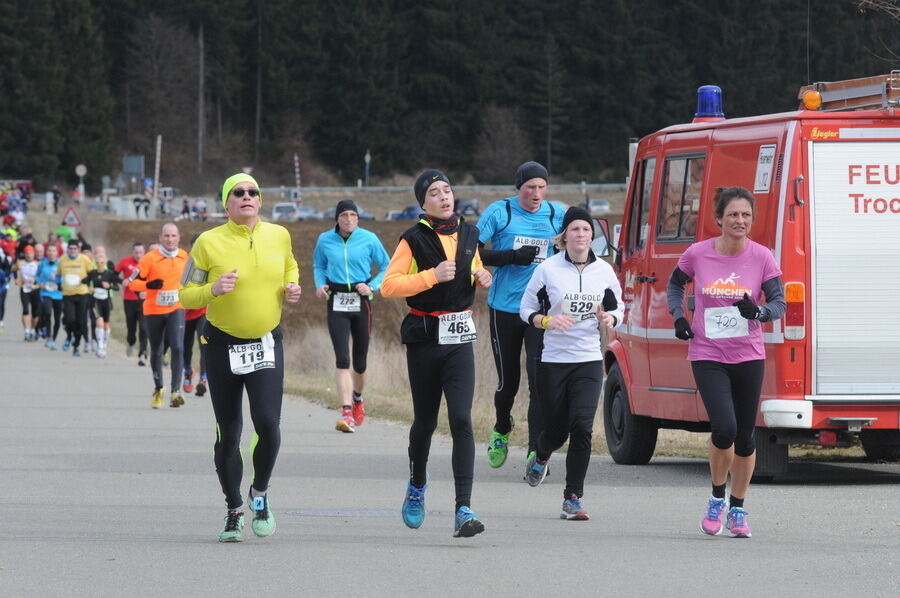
180, 173, 300, 543
131, 223, 189, 409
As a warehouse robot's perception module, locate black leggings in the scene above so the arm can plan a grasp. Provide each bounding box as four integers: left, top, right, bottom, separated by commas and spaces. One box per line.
87, 298, 96, 341
20, 289, 40, 317
123, 299, 148, 355
145, 311, 185, 391
63, 294, 90, 348
406, 341, 475, 510
94, 298, 111, 322
536, 360, 603, 498
205, 323, 284, 510
184, 315, 207, 376
691, 360, 765, 457
41, 296, 62, 340
326, 296, 371, 372
0, 288, 6, 321
489, 307, 544, 450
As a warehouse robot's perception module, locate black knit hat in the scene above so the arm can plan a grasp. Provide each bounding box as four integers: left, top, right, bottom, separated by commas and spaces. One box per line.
562, 206, 594, 239
335, 199, 358, 220
414, 169, 451, 206
514, 161, 549, 189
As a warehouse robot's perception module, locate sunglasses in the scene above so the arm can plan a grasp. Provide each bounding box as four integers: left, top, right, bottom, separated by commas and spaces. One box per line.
231, 188, 259, 198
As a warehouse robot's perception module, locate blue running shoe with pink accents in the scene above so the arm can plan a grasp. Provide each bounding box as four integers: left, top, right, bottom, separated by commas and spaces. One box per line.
700, 497, 726, 535
725, 506, 752, 538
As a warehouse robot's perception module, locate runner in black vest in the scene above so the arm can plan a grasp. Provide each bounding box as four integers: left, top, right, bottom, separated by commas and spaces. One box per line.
382, 170, 492, 538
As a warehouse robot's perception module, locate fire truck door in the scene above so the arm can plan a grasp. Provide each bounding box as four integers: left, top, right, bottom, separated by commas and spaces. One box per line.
616, 157, 656, 414
646, 155, 704, 421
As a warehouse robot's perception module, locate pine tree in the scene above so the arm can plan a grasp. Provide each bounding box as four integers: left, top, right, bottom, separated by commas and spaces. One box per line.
0, 0, 65, 185
54, 0, 115, 189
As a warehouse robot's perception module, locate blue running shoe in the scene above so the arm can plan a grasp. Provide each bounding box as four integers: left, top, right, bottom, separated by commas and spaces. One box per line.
524, 452, 549, 487
700, 497, 727, 536
73, 347, 81, 357
401, 480, 426, 529
725, 506, 752, 538
62, 338, 72, 351
560, 495, 590, 520
453, 506, 485, 538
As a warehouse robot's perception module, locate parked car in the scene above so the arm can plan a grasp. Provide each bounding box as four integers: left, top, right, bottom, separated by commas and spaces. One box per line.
295, 205, 324, 220
271, 202, 299, 222
323, 204, 376, 220
271, 202, 323, 221
454, 197, 480, 218
388, 204, 424, 220
585, 198, 611, 216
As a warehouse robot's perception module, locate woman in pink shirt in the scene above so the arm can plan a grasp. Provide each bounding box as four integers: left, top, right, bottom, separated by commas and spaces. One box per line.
667, 187, 785, 538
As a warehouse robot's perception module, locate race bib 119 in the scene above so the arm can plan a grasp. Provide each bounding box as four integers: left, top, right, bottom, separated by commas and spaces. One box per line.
228, 333, 276, 375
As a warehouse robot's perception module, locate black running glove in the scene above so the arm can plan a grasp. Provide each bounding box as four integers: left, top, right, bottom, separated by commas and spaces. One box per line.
602, 288, 618, 312
732, 292, 760, 320
145, 278, 164, 290
674, 317, 694, 340
511, 245, 540, 266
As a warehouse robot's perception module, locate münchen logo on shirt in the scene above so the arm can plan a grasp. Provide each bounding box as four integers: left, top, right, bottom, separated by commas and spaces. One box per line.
701, 272, 751, 299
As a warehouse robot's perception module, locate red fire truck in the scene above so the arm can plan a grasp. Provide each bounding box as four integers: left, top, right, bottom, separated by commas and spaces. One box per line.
602, 73, 900, 478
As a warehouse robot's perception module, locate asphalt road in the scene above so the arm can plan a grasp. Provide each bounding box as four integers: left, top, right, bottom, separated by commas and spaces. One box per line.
1, 314, 898, 598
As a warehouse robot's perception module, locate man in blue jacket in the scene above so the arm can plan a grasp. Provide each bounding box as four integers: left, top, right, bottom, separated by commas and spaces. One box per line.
478, 161, 567, 471
313, 199, 391, 433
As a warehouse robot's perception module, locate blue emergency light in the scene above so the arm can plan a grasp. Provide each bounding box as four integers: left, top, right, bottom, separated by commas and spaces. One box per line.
694, 85, 725, 120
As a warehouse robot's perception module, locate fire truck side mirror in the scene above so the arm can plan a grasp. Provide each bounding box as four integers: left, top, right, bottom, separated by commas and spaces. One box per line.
592, 218, 616, 258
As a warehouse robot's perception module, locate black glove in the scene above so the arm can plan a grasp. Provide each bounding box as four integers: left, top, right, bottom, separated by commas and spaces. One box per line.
732, 292, 760, 320
511, 245, 540, 266
602, 288, 618, 312
146, 278, 164, 290
674, 317, 694, 340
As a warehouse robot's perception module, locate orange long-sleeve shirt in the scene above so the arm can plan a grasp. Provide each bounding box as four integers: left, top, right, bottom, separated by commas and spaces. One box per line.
130, 248, 189, 315
381, 232, 484, 299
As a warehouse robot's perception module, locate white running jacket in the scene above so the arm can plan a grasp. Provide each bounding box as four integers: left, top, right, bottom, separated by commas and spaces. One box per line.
520, 250, 624, 363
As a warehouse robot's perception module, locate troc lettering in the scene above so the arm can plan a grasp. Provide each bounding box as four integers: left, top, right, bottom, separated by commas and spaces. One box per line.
850, 193, 900, 214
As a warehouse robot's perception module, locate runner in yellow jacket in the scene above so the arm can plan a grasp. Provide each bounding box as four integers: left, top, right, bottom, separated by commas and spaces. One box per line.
179, 173, 300, 543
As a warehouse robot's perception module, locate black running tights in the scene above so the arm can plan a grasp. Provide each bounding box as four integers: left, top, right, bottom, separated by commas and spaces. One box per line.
406, 341, 475, 510
206, 326, 284, 510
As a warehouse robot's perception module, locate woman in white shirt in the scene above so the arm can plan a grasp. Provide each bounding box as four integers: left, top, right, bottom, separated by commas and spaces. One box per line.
519, 206, 623, 520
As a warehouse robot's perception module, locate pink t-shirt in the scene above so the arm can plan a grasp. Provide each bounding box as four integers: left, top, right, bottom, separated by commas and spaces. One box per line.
677, 238, 782, 363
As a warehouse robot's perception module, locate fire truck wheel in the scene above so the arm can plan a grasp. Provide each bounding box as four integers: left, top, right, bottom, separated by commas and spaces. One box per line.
860, 430, 900, 462
603, 363, 658, 464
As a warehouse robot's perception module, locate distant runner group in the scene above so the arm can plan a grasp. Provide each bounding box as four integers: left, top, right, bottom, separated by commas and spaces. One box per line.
0, 163, 783, 544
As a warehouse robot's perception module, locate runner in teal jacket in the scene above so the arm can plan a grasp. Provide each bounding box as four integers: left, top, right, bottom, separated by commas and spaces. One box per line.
312, 200, 390, 433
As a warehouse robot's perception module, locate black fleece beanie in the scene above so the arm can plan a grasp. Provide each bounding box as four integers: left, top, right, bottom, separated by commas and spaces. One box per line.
414, 169, 450, 206
514, 161, 549, 189
562, 206, 595, 239
334, 199, 358, 220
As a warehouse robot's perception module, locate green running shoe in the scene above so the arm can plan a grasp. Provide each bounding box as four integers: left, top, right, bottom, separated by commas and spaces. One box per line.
487, 429, 512, 468
218, 510, 244, 542
487, 416, 514, 468
249, 494, 276, 537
